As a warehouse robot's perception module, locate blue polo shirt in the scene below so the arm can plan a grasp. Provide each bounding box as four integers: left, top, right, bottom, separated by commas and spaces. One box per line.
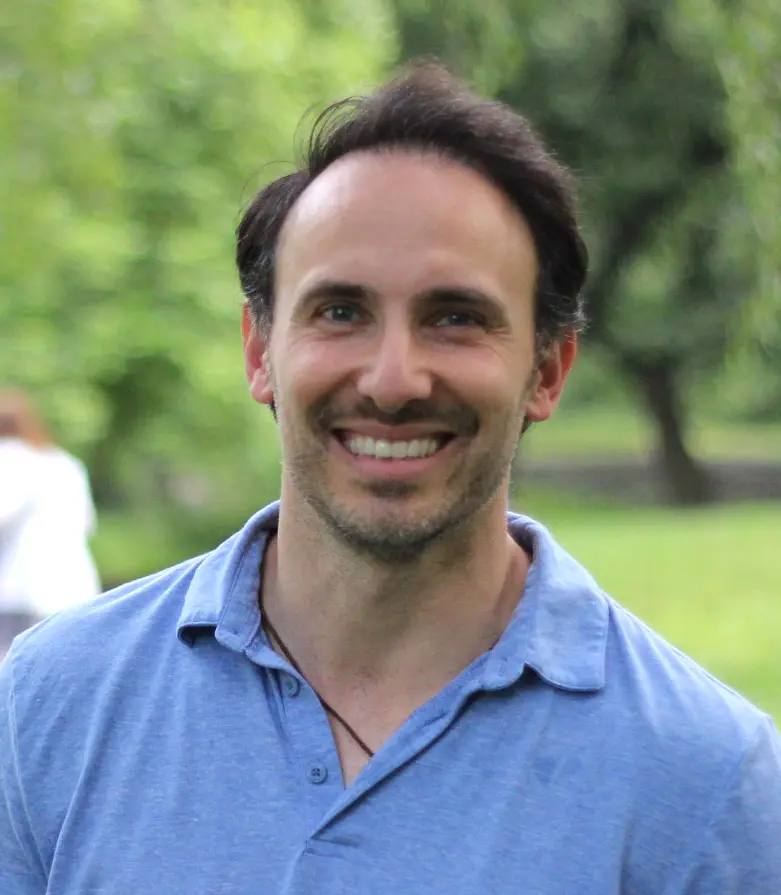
1, 502, 780, 894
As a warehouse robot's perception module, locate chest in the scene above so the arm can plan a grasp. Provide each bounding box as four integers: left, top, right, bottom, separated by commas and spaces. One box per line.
30, 660, 693, 895
47, 743, 636, 895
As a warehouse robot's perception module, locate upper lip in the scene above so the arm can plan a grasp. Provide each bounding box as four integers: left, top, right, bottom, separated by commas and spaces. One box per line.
334, 424, 455, 441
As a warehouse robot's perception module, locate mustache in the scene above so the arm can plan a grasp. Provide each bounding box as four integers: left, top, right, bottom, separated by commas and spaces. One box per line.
313, 397, 479, 437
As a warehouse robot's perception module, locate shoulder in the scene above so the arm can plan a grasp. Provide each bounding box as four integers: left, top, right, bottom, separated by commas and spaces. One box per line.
4, 504, 277, 712
0, 551, 210, 875
5, 553, 206, 702
40, 447, 91, 484
603, 594, 771, 778
0, 437, 32, 456
511, 512, 768, 758
2, 504, 268, 707
0, 438, 38, 471
603, 601, 781, 887
0, 551, 213, 815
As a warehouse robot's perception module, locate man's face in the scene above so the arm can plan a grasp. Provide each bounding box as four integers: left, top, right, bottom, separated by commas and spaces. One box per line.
244, 150, 573, 562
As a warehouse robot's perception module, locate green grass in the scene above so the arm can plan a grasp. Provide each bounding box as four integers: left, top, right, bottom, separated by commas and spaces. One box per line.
518, 492, 781, 724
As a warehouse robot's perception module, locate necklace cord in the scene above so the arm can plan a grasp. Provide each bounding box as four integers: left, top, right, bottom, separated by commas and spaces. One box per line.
261, 609, 375, 759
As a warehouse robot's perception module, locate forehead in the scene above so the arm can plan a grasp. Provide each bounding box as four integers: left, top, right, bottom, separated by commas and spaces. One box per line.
275, 150, 538, 301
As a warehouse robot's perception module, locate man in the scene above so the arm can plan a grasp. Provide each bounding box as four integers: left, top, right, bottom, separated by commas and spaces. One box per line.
1, 63, 779, 894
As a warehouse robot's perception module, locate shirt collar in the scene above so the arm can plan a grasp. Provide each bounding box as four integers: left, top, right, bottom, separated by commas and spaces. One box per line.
177, 502, 609, 693
482, 513, 609, 693
176, 501, 280, 649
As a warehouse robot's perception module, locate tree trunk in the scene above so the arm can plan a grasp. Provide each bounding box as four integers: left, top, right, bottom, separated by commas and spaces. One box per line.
624, 358, 716, 505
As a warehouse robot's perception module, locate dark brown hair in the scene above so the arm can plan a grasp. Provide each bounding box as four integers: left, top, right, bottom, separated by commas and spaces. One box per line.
237, 61, 588, 345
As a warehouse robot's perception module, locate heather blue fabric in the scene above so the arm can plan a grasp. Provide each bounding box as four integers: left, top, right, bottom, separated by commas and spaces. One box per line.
1, 501, 780, 894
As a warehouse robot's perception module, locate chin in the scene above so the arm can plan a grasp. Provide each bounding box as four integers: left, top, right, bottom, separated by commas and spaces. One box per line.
317, 494, 462, 560
333, 520, 447, 564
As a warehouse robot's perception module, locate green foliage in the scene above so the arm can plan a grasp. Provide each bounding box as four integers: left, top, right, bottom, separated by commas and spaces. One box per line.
0, 0, 393, 508
389, 0, 781, 501
670, 0, 781, 419
2, 0, 779, 522
392, 0, 744, 364
676, 0, 781, 339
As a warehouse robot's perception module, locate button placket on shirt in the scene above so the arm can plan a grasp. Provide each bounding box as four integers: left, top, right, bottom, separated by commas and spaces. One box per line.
306, 762, 328, 785
276, 668, 343, 827
282, 673, 301, 698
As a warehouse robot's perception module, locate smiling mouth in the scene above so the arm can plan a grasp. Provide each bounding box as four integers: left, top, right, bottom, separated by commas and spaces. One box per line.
334, 431, 455, 460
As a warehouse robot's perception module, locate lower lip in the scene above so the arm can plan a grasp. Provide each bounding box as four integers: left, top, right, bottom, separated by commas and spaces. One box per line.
331, 435, 456, 480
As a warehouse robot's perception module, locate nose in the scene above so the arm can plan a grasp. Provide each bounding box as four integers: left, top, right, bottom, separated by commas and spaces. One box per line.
355, 326, 433, 412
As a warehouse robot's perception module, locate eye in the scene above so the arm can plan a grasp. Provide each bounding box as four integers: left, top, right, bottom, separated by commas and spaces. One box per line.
321, 304, 361, 324
435, 311, 483, 328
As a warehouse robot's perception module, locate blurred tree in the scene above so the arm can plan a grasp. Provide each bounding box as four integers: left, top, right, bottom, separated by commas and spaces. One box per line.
392, 0, 760, 504
0, 0, 392, 517
2, 0, 774, 521
679, 0, 781, 338
676, 0, 781, 424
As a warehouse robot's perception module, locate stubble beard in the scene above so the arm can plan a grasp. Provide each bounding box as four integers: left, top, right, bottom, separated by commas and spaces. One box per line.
281, 409, 525, 567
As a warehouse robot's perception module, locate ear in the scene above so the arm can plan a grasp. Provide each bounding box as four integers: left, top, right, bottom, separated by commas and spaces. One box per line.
524, 331, 578, 424
241, 304, 274, 407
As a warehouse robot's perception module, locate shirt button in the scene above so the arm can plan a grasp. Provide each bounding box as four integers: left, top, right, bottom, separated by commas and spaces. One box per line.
282, 674, 301, 697
307, 762, 328, 785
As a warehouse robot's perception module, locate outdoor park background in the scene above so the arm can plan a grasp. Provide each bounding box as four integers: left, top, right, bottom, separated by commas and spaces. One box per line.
2, 1, 780, 722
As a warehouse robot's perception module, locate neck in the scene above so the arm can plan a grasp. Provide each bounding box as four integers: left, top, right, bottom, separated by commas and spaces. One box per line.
262, 484, 529, 701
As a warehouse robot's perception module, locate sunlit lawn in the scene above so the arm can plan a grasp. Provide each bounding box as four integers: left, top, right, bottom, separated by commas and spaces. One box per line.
517, 491, 781, 725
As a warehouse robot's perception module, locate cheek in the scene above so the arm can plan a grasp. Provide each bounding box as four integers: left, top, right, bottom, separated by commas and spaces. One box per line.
275, 338, 353, 404
444, 349, 531, 414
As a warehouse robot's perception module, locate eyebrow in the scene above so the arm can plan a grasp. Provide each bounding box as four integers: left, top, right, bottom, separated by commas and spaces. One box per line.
295, 280, 378, 311
423, 286, 508, 318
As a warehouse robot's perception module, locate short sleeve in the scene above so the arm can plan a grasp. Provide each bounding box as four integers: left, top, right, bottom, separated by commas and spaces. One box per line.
682, 715, 781, 893
0, 652, 46, 894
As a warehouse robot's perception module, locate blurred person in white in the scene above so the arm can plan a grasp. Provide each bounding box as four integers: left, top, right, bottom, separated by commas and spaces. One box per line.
0, 390, 100, 656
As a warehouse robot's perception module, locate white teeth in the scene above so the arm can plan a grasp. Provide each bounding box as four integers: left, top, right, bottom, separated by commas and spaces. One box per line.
376, 439, 393, 458
344, 435, 443, 459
